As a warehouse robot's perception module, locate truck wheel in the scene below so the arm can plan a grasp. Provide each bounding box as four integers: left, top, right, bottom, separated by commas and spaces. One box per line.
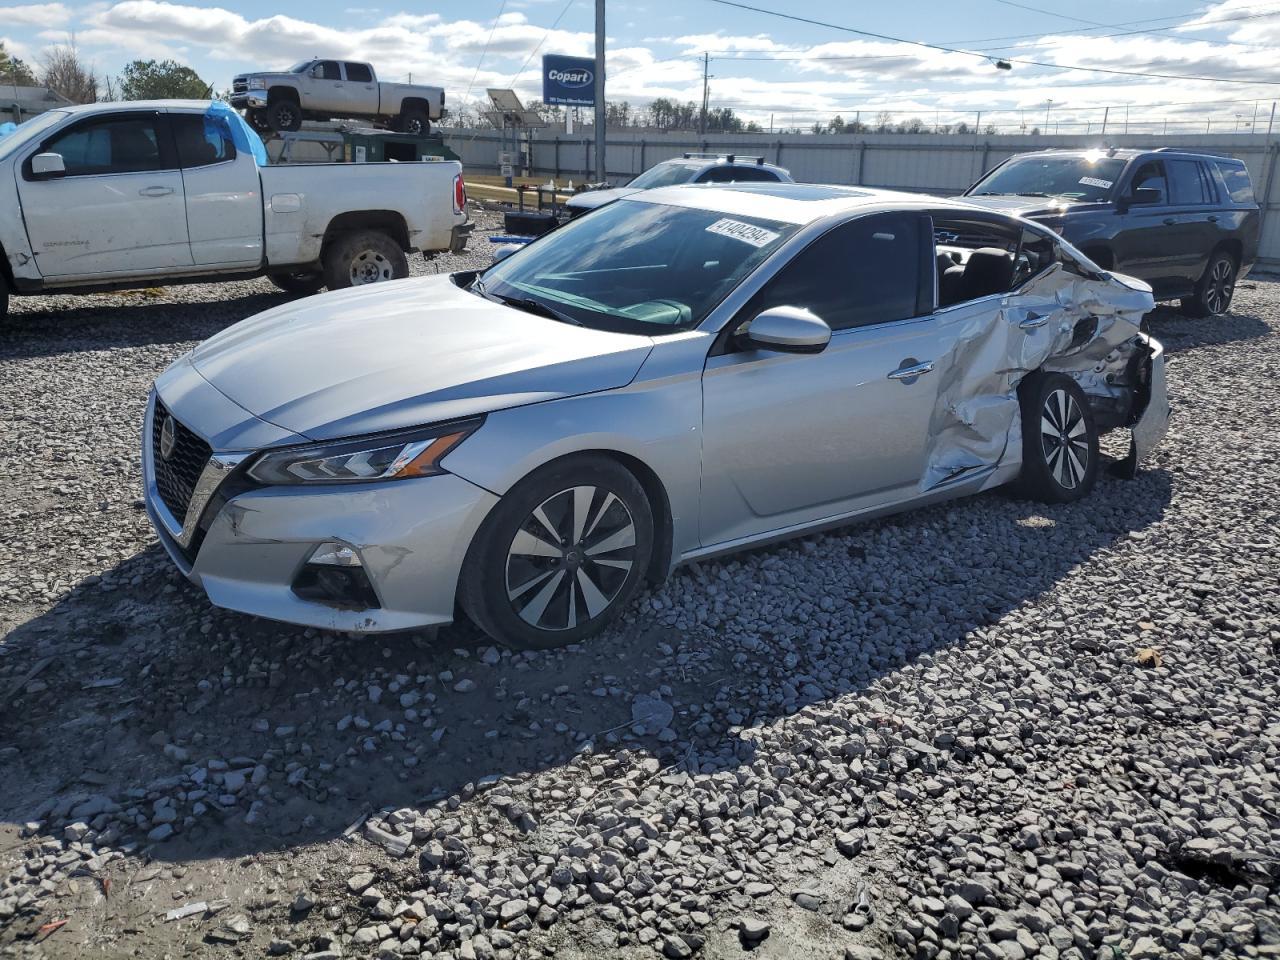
1014, 371, 1099, 504
267, 99, 302, 133
269, 270, 325, 296
397, 110, 430, 135
246, 109, 271, 133
1180, 250, 1236, 317
323, 231, 408, 290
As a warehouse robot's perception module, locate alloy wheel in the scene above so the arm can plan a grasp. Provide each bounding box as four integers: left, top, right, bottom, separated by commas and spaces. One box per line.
349, 250, 394, 285
504, 485, 637, 632
1205, 258, 1235, 315
1040, 388, 1090, 490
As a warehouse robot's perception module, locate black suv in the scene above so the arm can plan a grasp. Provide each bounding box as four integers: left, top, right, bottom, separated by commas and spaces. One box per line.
961, 148, 1259, 316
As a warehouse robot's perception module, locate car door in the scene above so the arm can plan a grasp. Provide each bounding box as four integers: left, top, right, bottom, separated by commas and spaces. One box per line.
303, 60, 346, 115
699, 211, 944, 547
1111, 158, 1201, 295
1163, 157, 1220, 285
341, 62, 380, 115
15, 110, 192, 279
170, 111, 263, 268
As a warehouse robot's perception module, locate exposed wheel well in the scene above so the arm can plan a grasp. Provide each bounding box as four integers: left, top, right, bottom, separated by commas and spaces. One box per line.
0, 243, 14, 290
1079, 244, 1113, 270
1211, 238, 1242, 268
398, 97, 430, 116
322, 211, 411, 253
267, 87, 301, 106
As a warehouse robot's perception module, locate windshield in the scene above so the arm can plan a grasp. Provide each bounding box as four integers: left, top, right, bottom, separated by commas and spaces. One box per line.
969, 155, 1126, 202
476, 199, 798, 334
628, 162, 701, 189
0, 111, 67, 163
289, 61, 314, 73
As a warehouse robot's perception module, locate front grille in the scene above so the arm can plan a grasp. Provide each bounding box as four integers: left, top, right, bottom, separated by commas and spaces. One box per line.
151, 397, 212, 525
232, 79, 248, 94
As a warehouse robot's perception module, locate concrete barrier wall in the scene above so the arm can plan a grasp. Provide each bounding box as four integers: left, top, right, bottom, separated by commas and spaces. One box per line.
442, 128, 1280, 268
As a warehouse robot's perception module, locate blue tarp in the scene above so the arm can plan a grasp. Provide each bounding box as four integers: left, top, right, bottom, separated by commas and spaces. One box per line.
204, 100, 267, 166
0, 122, 16, 141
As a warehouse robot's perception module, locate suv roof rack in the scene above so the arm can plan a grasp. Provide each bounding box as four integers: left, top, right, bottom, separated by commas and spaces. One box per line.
681, 152, 767, 165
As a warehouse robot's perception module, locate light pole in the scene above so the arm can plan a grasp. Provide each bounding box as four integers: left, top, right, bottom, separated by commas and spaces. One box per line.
594, 0, 605, 183
1045, 99, 1053, 130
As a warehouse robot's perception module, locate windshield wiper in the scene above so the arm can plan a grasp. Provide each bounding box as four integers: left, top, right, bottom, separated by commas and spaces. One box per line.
493, 293, 584, 326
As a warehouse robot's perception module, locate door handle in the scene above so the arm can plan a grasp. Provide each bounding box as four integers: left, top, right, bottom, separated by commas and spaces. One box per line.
1019, 312, 1047, 330
887, 359, 935, 382
1162, 217, 1177, 225
139, 186, 173, 197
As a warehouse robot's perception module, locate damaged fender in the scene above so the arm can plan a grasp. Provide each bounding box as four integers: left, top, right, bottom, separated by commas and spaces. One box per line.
921, 263, 1163, 491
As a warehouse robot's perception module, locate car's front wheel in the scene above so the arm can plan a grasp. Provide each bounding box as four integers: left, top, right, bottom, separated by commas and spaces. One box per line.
322, 230, 409, 290
267, 99, 302, 133
460, 456, 654, 649
1181, 250, 1237, 317
1015, 371, 1099, 503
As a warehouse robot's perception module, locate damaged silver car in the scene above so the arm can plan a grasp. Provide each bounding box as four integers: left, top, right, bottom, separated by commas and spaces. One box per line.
143, 183, 1169, 648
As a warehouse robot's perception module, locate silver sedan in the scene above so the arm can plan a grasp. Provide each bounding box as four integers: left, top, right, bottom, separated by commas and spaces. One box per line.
143, 183, 1169, 648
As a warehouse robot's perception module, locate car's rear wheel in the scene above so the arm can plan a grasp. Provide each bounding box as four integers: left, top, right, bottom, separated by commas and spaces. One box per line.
397, 109, 430, 135
1015, 372, 1099, 503
460, 456, 654, 649
1181, 250, 1236, 317
322, 230, 408, 290
267, 99, 302, 133
269, 270, 325, 295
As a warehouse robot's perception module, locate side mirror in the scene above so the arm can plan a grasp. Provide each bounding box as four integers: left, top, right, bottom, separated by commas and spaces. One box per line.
1127, 186, 1162, 206
737, 306, 831, 355
30, 152, 66, 180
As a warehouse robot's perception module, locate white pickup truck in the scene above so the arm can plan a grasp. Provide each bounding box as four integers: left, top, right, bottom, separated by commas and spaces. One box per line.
0, 100, 471, 320
230, 60, 445, 135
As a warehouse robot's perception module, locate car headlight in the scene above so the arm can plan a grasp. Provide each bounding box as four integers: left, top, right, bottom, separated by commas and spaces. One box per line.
247, 420, 480, 485
248, 78, 266, 90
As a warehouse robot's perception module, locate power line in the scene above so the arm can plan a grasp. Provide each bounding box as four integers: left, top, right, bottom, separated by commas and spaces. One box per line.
507, 0, 576, 88
462, 0, 509, 104
702, 0, 1280, 84
986, 0, 1107, 27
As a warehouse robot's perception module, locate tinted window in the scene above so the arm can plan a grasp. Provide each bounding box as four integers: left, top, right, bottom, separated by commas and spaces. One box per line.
749, 213, 923, 331
45, 116, 162, 176
969, 155, 1125, 201
1215, 161, 1254, 203
1129, 160, 1168, 202
345, 62, 373, 83
1168, 159, 1209, 204
316, 60, 341, 80
171, 113, 235, 168
697, 165, 778, 183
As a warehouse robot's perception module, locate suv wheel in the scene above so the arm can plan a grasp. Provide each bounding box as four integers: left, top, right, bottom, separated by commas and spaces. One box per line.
322, 231, 408, 290
1015, 372, 1099, 503
1181, 251, 1236, 317
460, 456, 654, 649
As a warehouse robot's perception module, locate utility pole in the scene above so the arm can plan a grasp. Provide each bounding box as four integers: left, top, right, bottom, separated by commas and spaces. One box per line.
594, 0, 605, 182
699, 52, 710, 135
1268, 101, 1276, 138
1101, 106, 1108, 136
1045, 99, 1052, 129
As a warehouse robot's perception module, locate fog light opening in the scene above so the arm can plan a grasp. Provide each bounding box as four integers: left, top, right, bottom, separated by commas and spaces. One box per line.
293, 543, 380, 610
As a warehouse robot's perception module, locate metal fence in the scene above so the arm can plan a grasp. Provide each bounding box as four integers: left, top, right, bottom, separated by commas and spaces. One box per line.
442, 128, 1280, 269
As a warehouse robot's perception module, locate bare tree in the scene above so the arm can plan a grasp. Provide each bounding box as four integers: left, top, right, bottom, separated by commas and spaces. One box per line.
41, 39, 98, 104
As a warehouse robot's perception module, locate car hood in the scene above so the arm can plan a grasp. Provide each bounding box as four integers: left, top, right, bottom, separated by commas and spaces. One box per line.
956, 195, 1107, 220
566, 187, 641, 211
189, 275, 653, 442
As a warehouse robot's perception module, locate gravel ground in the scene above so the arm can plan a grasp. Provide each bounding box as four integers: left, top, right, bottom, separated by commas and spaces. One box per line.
1, 217, 1278, 960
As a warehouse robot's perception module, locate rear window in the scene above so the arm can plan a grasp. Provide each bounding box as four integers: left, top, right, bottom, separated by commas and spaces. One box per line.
345, 63, 373, 83
1168, 159, 1210, 205
1214, 161, 1254, 204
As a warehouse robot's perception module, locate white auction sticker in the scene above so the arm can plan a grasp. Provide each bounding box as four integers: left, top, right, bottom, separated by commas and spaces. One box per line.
1079, 176, 1113, 189
705, 218, 780, 248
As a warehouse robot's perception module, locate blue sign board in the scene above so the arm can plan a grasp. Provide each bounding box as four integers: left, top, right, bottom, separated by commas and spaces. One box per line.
542, 54, 595, 107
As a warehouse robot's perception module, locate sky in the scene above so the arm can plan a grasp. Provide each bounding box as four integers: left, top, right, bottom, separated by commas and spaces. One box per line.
3, 0, 1280, 133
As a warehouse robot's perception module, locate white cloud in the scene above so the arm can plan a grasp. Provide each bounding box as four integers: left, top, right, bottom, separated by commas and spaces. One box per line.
0, 2, 71, 26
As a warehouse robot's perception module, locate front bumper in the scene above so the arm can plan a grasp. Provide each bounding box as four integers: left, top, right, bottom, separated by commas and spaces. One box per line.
143, 393, 500, 633
229, 92, 267, 110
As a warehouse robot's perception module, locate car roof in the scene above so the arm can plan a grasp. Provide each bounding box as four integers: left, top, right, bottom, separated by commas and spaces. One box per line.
632, 182, 999, 225
54, 99, 215, 116
657, 155, 788, 173
1006, 147, 1243, 164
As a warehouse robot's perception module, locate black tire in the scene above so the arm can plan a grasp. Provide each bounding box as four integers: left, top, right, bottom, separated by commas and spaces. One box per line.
1015, 371, 1099, 503
321, 231, 408, 290
246, 109, 271, 133
269, 271, 325, 295
1181, 249, 1237, 317
397, 110, 430, 136
459, 456, 654, 650
267, 99, 302, 133
0, 277, 8, 322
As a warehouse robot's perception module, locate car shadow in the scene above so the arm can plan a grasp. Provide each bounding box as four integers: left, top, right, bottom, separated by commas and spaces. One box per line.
0, 463, 1173, 871
1143, 300, 1272, 355
0, 288, 297, 361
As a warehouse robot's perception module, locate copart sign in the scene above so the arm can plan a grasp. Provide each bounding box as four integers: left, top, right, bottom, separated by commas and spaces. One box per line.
543, 54, 596, 107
